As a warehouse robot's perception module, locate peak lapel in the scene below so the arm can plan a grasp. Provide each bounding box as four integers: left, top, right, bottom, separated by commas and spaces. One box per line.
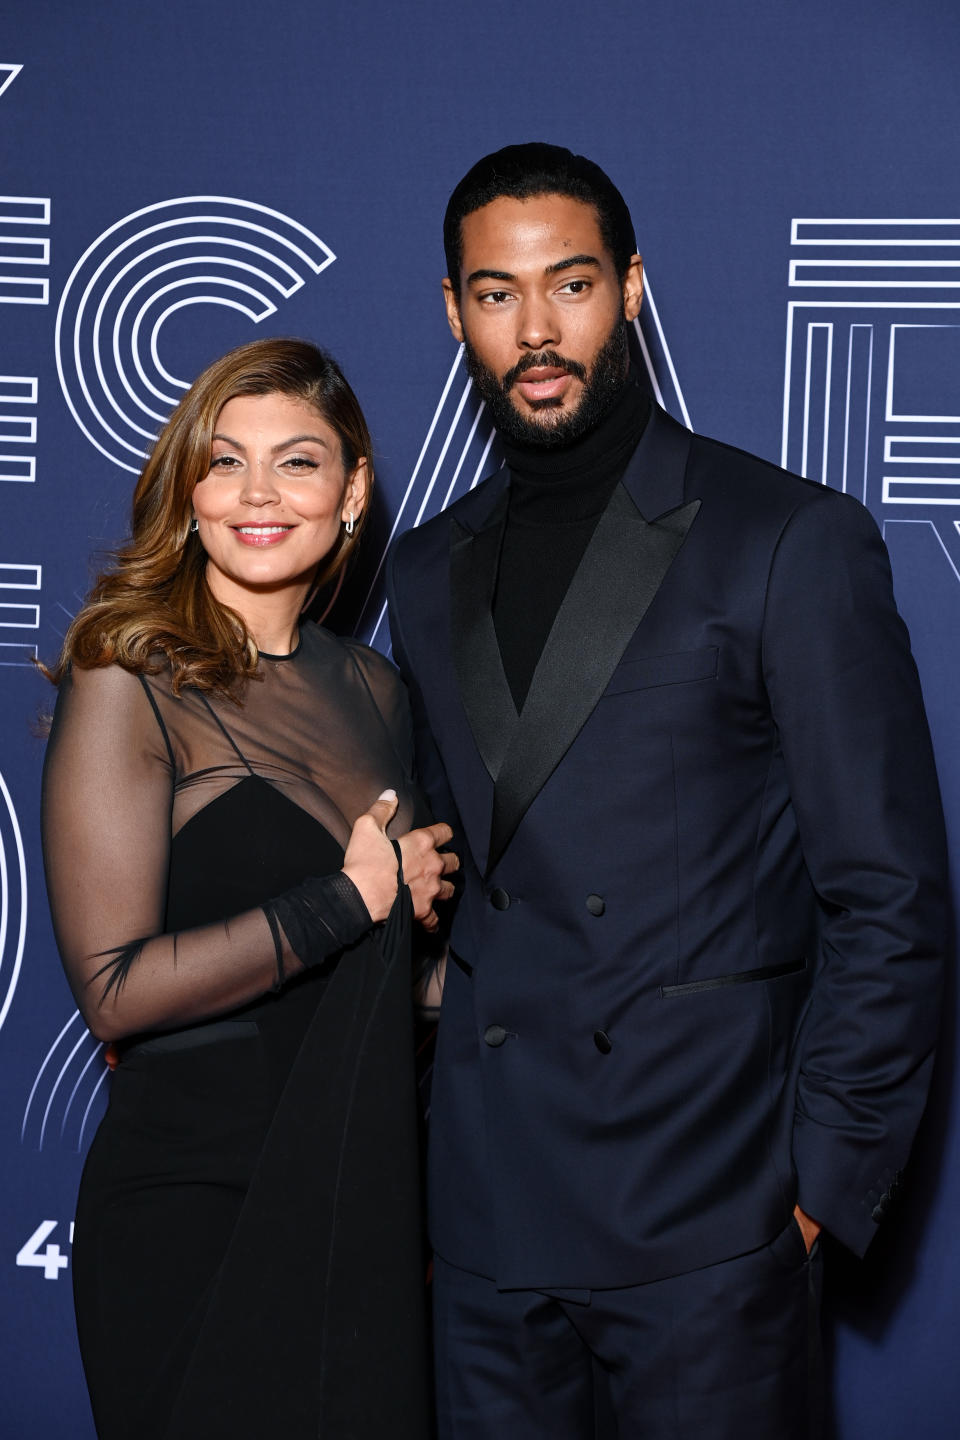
486, 407, 699, 874
448, 486, 517, 784
487, 487, 700, 871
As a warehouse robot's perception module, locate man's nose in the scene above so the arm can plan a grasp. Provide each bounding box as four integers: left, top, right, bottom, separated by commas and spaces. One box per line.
516, 296, 559, 351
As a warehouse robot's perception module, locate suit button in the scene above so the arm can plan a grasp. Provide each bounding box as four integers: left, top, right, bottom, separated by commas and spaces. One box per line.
484, 1024, 509, 1047
594, 1030, 613, 1054
586, 894, 605, 917
490, 888, 511, 911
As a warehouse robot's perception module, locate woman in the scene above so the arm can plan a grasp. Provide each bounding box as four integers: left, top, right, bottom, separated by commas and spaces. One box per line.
41, 337, 456, 1440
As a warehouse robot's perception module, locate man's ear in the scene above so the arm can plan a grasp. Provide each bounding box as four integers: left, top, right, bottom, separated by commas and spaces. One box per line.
442, 277, 465, 343
622, 255, 643, 323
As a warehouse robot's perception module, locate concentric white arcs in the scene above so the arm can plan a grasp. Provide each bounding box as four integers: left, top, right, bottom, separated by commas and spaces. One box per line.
0, 767, 26, 1037
55, 196, 336, 473
21, 1010, 107, 1154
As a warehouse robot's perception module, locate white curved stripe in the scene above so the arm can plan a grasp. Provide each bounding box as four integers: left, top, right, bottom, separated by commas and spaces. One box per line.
55, 200, 335, 473
0, 788, 6, 994
21, 1010, 83, 1141
124, 275, 275, 417
39, 1024, 93, 1149
62, 197, 334, 293
103, 251, 296, 418
0, 768, 27, 1034
109, 250, 296, 413
60, 1037, 105, 1138
78, 1063, 110, 1153
148, 295, 274, 393
73, 213, 330, 382
81, 261, 278, 451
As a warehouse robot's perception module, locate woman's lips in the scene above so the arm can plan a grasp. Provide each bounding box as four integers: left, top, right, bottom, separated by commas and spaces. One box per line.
231, 524, 294, 547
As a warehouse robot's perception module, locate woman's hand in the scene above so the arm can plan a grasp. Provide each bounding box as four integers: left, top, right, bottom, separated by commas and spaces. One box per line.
342, 790, 405, 922
342, 790, 458, 929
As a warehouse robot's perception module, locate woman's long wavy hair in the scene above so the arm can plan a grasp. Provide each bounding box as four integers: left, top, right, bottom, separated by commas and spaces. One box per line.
44, 337, 374, 698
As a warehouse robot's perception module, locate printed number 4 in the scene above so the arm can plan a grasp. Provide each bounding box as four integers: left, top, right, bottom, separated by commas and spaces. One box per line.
16, 1220, 71, 1280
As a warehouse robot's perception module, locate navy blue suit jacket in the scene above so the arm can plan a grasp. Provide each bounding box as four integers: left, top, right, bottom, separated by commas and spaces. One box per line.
387, 402, 947, 1290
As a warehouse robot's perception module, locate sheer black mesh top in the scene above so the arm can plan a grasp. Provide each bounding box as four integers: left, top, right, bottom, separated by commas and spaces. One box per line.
41, 623, 419, 1041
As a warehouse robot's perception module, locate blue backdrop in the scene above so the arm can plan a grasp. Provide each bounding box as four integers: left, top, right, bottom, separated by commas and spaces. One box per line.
1, 2, 957, 1433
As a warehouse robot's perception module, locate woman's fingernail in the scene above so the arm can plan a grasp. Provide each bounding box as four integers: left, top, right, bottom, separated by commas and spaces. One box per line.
378, 788, 397, 801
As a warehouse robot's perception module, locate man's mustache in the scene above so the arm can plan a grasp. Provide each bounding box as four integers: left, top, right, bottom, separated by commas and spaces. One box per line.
503, 351, 587, 392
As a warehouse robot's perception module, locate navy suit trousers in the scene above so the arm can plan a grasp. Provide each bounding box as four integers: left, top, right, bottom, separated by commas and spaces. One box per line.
433, 1222, 824, 1440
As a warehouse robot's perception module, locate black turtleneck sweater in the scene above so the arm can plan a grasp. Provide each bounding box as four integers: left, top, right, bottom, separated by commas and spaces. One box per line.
493, 370, 651, 710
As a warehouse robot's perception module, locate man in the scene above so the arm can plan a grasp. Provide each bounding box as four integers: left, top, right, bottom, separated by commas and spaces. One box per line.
387, 143, 947, 1438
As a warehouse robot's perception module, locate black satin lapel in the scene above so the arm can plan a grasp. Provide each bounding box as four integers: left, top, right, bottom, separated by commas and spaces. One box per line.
449, 499, 517, 782
487, 488, 701, 872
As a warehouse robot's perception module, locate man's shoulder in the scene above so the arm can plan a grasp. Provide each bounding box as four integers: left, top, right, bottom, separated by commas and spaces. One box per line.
688, 426, 816, 499
685, 424, 869, 530
391, 466, 507, 569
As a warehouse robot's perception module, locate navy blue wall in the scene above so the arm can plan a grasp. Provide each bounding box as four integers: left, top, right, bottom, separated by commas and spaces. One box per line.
1, 2, 957, 1432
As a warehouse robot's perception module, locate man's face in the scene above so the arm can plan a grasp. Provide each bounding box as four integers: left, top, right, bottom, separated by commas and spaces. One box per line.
443, 193, 643, 448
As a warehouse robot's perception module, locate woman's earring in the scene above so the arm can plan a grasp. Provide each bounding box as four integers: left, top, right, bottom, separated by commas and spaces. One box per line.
189, 516, 199, 533
345, 512, 355, 536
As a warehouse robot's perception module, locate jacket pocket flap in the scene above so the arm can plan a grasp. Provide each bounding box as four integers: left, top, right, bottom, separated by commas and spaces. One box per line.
603, 645, 718, 697
660, 957, 807, 997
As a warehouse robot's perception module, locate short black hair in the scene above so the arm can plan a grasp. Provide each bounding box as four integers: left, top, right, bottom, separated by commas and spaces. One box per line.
443, 142, 637, 291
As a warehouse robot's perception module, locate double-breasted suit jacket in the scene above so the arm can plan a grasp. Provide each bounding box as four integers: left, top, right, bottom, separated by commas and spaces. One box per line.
387, 401, 947, 1291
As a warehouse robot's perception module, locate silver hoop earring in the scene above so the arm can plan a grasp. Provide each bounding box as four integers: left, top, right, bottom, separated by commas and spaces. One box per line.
189, 516, 198, 533
345, 512, 355, 536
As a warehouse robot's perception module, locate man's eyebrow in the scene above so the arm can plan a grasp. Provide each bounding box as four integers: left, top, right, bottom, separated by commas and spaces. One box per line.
465, 268, 515, 286
545, 253, 602, 275
465, 254, 603, 287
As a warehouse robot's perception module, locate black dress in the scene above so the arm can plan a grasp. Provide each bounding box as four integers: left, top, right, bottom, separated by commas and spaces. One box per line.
41, 624, 431, 1439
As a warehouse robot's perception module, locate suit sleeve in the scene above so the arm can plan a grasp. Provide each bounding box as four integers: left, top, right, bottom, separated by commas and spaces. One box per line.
386, 534, 468, 883
761, 490, 948, 1255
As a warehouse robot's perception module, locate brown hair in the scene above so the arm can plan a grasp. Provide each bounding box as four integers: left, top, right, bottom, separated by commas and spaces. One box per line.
44, 337, 374, 698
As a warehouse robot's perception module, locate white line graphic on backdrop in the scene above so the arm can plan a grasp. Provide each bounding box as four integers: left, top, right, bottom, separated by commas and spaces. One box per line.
358, 272, 691, 650
0, 197, 51, 305
21, 1009, 108, 1153
782, 219, 960, 587
0, 562, 40, 665
0, 64, 22, 101
55, 197, 336, 472
0, 375, 38, 503
0, 767, 27, 1034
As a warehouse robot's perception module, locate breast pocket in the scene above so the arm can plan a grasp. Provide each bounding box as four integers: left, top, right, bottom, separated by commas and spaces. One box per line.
602, 645, 718, 698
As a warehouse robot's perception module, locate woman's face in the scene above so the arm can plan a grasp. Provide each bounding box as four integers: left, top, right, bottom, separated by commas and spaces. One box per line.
192, 391, 366, 611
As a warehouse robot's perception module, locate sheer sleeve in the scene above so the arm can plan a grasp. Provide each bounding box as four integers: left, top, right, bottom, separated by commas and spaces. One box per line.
344, 640, 416, 782
41, 664, 372, 1043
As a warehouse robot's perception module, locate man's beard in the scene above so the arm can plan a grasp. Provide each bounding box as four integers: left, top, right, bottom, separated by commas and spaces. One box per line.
462, 318, 629, 450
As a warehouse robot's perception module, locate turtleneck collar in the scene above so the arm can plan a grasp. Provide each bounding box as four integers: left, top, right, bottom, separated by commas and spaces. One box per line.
500, 366, 651, 525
